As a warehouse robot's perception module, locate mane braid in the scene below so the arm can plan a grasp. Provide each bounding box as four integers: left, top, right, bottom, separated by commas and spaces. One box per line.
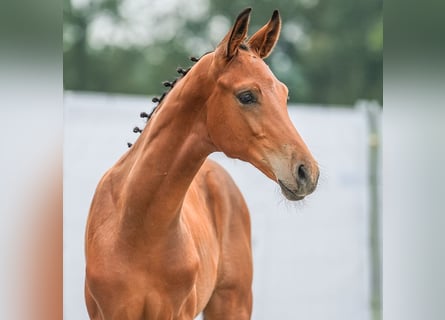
127, 51, 211, 148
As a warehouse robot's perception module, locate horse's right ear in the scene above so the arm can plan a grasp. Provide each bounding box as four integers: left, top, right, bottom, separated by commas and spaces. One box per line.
216, 8, 252, 60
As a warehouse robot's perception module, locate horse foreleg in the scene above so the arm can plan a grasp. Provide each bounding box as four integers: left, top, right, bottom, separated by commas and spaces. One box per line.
85, 281, 103, 320
203, 286, 252, 320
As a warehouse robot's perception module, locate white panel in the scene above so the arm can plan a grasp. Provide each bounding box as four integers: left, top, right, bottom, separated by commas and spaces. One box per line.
64, 93, 372, 320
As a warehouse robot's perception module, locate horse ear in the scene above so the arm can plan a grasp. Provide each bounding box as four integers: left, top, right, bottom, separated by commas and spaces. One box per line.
247, 10, 281, 59
217, 8, 251, 59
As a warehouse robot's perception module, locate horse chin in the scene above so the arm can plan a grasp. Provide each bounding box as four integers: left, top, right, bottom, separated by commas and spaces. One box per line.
278, 180, 305, 201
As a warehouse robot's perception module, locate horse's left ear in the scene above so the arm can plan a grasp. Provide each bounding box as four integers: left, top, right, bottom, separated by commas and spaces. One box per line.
217, 8, 252, 60
248, 10, 281, 59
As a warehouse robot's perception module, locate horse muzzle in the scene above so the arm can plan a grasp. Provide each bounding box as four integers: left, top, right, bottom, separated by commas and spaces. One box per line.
277, 161, 319, 201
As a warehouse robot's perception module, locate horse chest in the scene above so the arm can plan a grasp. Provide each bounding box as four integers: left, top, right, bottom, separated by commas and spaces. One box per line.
136, 229, 197, 286
139, 226, 218, 313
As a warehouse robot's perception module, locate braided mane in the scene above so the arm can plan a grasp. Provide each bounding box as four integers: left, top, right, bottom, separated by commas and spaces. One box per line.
127, 52, 212, 148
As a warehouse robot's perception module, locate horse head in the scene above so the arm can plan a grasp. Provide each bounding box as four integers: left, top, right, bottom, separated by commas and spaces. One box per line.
196, 8, 319, 201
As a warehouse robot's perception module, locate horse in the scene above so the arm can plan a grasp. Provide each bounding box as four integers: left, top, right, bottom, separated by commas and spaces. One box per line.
84, 8, 319, 320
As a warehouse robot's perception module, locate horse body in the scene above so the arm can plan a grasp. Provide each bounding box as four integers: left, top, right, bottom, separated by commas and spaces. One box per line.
86, 160, 251, 319
85, 8, 318, 319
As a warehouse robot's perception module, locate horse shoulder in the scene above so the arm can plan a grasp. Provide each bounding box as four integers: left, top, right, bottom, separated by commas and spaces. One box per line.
85, 168, 121, 253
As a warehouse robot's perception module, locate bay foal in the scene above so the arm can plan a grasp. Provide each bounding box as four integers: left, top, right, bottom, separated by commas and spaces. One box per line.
85, 8, 319, 320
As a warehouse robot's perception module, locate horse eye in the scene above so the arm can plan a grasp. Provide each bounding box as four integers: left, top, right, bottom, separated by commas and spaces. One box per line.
237, 91, 257, 105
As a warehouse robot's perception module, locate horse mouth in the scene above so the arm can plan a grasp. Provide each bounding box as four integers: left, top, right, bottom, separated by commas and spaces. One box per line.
278, 180, 305, 201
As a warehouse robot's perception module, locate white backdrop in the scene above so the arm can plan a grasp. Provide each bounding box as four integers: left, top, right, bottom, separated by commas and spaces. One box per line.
64, 92, 374, 319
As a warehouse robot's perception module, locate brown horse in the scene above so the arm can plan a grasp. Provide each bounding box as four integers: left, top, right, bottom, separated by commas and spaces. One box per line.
85, 8, 319, 320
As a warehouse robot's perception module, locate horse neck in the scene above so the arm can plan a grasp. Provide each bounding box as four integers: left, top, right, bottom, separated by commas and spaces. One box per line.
116, 58, 216, 241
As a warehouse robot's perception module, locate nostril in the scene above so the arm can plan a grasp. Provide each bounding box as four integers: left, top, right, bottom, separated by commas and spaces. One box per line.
297, 164, 307, 182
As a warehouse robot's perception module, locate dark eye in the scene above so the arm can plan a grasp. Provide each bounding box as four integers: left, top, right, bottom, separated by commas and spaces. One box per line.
237, 91, 257, 105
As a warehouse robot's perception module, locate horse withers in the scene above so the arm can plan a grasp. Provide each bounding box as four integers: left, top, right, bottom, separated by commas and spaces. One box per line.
85, 8, 319, 320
